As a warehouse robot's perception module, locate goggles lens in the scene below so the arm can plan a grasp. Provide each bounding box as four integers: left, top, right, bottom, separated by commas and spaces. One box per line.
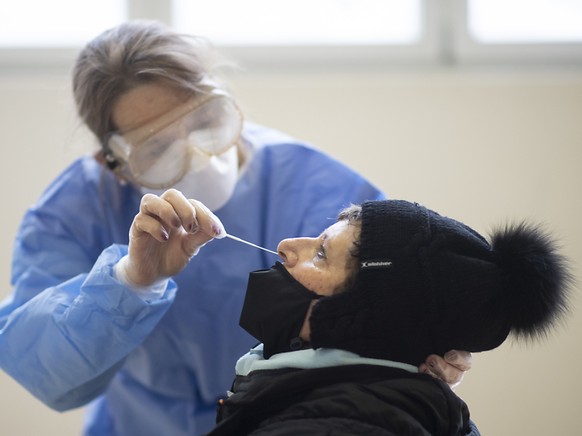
107, 92, 243, 188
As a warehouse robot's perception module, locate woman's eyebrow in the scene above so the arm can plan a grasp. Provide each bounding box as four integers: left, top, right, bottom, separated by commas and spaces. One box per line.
321, 233, 332, 256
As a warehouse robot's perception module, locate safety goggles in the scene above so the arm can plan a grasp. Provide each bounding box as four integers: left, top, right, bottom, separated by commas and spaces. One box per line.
105, 89, 243, 189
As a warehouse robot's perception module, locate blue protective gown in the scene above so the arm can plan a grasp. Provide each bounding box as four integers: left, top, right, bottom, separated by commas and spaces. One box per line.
0, 123, 384, 436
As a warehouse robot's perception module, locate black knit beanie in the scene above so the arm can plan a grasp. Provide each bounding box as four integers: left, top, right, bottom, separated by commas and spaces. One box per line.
309, 200, 572, 366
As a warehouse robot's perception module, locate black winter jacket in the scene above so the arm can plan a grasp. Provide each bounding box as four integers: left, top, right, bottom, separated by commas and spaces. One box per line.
207, 364, 480, 436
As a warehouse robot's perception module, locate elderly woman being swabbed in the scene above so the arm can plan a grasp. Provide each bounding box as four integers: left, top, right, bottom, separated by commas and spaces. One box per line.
121, 191, 572, 436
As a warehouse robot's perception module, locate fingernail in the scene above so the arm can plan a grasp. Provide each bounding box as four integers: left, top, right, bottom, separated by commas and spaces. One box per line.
211, 217, 225, 238
212, 224, 226, 239
445, 351, 457, 361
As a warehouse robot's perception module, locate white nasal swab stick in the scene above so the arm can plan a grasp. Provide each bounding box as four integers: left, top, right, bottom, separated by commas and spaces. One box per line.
224, 234, 279, 255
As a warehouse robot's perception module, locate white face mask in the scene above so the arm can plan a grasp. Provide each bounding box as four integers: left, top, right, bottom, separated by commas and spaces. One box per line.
140, 145, 239, 212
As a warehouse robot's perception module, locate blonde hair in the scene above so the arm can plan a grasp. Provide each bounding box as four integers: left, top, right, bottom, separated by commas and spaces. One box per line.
72, 20, 227, 145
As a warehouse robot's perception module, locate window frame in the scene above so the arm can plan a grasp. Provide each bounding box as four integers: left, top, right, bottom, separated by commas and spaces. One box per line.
1, 0, 581, 74
450, 0, 582, 67
214, 0, 441, 72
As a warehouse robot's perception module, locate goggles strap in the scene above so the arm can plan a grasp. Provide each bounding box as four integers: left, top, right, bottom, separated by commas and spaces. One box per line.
103, 149, 120, 171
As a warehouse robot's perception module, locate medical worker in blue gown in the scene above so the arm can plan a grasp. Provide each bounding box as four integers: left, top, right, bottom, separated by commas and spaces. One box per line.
0, 20, 470, 436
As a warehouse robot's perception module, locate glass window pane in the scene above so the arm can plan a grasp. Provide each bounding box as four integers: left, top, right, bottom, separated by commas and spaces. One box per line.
172, 0, 422, 45
0, 0, 127, 47
468, 0, 582, 43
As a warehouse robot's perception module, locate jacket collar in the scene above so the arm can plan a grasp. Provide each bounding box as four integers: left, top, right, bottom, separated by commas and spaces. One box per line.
235, 343, 418, 377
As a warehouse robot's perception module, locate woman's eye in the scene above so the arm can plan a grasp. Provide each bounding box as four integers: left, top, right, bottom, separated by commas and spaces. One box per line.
316, 246, 326, 260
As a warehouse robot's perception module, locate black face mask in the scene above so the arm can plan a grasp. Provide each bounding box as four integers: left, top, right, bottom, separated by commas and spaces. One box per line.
239, 262, 322, 359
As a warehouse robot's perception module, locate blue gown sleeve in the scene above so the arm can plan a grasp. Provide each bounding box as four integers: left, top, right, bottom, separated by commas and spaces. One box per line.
0, 244, 176, 411
0, 159, 177, 411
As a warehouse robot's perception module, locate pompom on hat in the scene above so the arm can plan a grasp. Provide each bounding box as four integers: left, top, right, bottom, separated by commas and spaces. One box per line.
309, 200, 573, 366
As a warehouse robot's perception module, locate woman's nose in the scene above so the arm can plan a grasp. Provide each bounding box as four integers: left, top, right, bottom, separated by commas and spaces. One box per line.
277, 238, 295, 266
277, 237, 311, 267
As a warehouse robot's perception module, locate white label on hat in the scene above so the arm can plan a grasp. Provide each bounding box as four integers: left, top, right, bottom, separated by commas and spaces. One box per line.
361, 260, 393, 269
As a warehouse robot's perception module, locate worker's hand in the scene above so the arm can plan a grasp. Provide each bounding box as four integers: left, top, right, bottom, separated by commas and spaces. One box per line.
120, 189, 225, 286
419, 350, 472, 389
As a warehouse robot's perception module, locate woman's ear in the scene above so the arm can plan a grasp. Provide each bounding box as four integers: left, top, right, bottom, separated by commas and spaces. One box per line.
93, 149, 131, 185
94, 149, 107, 166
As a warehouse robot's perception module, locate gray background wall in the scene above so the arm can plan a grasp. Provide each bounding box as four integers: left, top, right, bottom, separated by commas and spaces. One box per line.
1, 67, 581, 435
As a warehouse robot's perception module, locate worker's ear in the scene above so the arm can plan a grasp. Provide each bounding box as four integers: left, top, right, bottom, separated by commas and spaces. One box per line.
94, 149, 107, 165
93, 150, 131, 184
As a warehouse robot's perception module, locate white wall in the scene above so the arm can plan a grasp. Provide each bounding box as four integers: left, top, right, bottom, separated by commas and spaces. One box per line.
1, 67, 581, 435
